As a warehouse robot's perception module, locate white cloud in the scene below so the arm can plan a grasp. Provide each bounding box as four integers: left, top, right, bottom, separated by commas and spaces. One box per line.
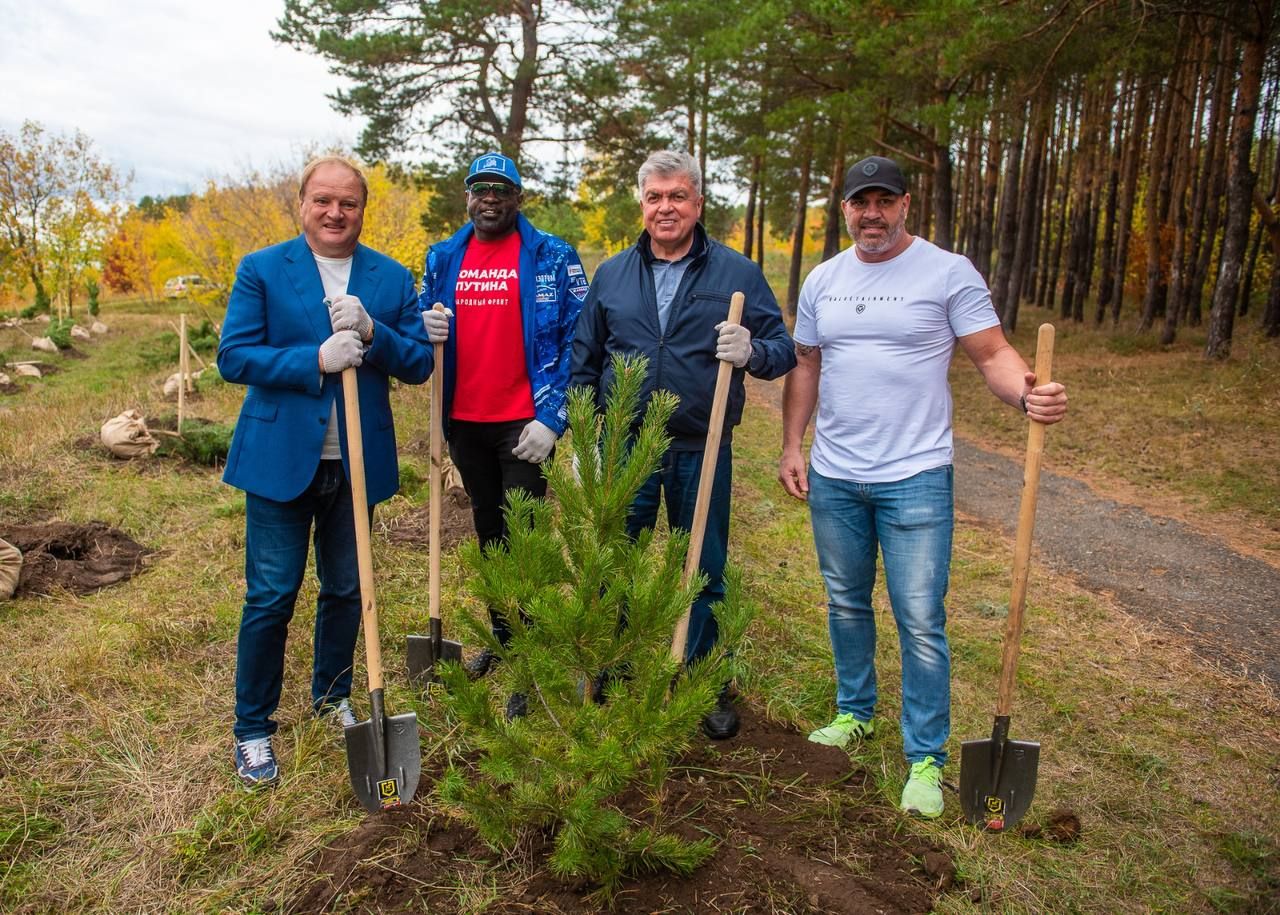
0, 0, 362, 198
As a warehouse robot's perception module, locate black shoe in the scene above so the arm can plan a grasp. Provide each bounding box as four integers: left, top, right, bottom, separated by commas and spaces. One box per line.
505, 692, 528, 721
465, 648, 500, 680
701, 687, 740, 740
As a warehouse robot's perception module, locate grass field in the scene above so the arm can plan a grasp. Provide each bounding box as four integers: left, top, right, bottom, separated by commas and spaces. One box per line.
0, 293, 1277, 913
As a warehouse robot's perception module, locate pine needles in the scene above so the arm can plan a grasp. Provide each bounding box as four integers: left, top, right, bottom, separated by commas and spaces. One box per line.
436, 353, 754, 895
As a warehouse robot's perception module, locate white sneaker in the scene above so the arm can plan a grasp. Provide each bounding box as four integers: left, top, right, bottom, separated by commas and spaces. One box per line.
318, 698, 358, 729
234, 736, 279, 789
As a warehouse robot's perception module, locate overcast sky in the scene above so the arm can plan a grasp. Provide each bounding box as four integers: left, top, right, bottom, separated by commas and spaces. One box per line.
1, 0, 365, 200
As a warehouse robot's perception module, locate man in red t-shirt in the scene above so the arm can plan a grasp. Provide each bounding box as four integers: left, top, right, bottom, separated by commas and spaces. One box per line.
419, 154, 589, 713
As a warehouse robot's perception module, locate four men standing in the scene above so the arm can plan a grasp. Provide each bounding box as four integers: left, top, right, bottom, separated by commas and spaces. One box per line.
221, 149, 1067, 818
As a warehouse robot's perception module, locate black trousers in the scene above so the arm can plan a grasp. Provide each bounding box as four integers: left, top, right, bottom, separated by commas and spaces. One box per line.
447, 418, 549, 642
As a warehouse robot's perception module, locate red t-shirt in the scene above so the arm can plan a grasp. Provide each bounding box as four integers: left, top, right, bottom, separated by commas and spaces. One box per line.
450, 231, 533, 422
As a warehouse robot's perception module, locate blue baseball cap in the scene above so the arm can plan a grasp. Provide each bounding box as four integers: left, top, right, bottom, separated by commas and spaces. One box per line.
465, 153, 522, 188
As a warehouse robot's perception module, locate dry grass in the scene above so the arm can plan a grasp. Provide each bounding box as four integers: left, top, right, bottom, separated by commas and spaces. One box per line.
948, 307, 1280, 564
1, 298, 1278, 912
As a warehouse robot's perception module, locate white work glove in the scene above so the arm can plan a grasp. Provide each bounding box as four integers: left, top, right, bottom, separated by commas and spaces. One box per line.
512, 419, 558, 464
422, 305, 453, 344
715, 321, 752, 368
328, 294, 372, 341
318, 330, 364, 373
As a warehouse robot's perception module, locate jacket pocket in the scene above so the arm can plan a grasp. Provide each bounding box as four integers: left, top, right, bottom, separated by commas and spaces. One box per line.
241, 398, 278, 422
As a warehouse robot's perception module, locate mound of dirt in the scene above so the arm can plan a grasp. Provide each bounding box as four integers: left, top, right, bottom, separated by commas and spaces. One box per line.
384, 488, 476, 552
0, 521, 152, 596
288, 704, 951, 914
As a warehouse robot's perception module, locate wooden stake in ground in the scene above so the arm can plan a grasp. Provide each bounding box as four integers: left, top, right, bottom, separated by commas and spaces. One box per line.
167, 320, 209, 371
177, 314, 187, 433
670, 291, 745, 664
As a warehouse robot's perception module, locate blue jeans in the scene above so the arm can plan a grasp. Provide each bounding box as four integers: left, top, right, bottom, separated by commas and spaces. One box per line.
627, 446, 732, 664
233, 461, 368, 740
808, 465, 954, 765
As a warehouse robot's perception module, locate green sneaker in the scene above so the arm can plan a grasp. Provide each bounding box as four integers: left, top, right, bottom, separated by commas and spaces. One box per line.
807, 712, 874, 748
900, 757, 944, 819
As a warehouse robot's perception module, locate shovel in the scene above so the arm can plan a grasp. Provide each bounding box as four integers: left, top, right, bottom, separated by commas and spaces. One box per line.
407, 304, 464, 684
340, 366, 422, 813
670, 291, 745, 664
960, 323, 1055, 831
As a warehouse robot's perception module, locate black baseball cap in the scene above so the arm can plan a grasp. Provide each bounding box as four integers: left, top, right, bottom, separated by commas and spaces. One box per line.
843, 156, 907, 200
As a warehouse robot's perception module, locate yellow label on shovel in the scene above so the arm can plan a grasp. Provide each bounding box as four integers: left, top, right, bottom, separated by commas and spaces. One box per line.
377, 777, 402, 808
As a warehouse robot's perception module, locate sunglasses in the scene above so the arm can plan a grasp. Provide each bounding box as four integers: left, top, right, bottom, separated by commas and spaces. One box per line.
467, 182, 517, 198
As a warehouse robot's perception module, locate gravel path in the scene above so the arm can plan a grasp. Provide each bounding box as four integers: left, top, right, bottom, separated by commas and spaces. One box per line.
747, 378, 1280, 691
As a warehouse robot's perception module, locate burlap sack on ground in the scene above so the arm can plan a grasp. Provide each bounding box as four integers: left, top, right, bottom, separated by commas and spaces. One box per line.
0, 372, 9, 385
90, 321, 109, 334
12, 364, 41, 377
71, 325, 92, 340
101, 409, 159, 458
441, 453, 463, 490
163, 370, 201, 397
0, 538, 21, 600
31, 337, 57, 353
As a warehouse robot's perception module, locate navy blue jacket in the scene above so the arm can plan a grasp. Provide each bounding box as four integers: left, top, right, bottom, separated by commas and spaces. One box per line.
572, 225, 794, 449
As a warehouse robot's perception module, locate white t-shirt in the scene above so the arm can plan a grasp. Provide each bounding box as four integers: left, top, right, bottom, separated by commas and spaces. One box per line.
793, 238, 1000, 483
314, 252, 353, 460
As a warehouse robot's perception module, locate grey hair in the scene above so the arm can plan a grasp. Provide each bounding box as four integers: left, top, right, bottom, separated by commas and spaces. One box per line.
637, 150, 702, 197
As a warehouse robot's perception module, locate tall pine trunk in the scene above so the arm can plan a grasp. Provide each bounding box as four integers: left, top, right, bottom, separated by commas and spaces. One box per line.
992, 102, 1026, 319
1206, 0, 1272, 359
786, 120, 814, 316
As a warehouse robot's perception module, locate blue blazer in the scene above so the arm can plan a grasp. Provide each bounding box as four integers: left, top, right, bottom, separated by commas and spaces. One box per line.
218, 235, 433, 504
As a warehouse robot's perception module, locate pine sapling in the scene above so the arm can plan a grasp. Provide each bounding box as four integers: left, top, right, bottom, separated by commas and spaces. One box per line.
436, 353, 753, 895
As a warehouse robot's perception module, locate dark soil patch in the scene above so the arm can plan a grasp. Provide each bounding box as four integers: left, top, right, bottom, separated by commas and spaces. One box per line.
0, 382, 19, 395
59, 347, 88, 360
287, 704, 950, 914
384, 488, 476, 553
0, 521, 152, 596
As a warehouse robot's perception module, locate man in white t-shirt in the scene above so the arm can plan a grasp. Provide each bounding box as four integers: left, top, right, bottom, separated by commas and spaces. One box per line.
778, 156, 1067, 819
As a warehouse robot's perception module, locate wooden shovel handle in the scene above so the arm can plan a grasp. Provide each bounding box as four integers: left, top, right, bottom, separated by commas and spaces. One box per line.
342, 366, 384, 692
429, 304, 444, 624
995, 323, 1055, 716
670, 291, 746, 663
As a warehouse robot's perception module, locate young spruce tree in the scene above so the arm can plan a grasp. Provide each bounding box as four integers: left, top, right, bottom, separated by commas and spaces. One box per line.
437, 353, 753, 894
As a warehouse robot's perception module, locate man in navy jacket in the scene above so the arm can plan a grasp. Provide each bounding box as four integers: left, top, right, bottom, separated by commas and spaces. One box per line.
219, 156, 432, 788
571, 149, 794, 739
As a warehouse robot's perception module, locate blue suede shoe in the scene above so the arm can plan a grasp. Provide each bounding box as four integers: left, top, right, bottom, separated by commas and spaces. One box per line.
234, 736, 280, 790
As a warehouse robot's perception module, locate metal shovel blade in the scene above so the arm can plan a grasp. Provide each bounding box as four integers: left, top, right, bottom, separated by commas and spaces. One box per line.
406, 630, 463, 685
344, 708, 421, 814
959, 734, 1040, 831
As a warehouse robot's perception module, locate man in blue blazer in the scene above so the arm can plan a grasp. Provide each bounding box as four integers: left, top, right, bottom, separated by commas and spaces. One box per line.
218, 156, 432, 789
